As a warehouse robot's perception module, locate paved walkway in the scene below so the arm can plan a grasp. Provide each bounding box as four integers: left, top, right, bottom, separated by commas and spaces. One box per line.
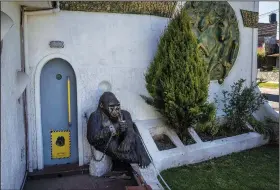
24, 174, 137, 190
259, 88, 279, 96
259, 87, 279, 112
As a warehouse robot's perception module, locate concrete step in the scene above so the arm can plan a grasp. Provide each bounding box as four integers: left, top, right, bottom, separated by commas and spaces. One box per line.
28, 164, 89, 180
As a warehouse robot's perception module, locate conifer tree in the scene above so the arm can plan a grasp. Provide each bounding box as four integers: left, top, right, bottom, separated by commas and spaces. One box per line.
143, 8, 215, 142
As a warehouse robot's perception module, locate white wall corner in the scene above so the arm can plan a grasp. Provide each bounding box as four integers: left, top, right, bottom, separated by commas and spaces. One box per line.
16, 71, 29, 99
1, 11, 14, 41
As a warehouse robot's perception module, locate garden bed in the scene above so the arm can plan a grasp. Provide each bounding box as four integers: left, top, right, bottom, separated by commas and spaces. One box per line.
196, 128, 253, 142
178, 134, 196, 145
134, 119, 269, 190
183, 137, 196, 145
197, 132, 230, 142
153, 134, 176, 151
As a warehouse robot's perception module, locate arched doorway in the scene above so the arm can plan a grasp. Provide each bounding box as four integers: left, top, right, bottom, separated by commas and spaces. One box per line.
40, 58, 78, 166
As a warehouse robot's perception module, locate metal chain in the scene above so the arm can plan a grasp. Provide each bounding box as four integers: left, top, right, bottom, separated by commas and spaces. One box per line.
84, 112, 114, 162
91, 133, 113, 162
135, 131, 172, 190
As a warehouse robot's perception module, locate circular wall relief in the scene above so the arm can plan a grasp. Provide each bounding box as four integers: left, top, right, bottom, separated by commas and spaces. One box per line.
98, 81, 112, 93
184, 2, 239, 82
56, 74, 62, 80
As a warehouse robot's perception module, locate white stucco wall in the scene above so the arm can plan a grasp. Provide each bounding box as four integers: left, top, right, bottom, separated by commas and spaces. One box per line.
25, 2, 258, 170
1, 2, 26, 190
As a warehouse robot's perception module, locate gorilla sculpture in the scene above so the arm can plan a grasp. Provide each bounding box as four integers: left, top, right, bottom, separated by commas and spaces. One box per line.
87, 92, 151, 168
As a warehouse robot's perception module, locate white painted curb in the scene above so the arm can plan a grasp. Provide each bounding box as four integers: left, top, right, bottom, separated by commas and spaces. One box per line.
134, 119, 269, 190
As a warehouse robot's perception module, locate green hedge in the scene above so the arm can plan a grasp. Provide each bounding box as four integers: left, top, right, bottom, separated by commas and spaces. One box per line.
60, 1, 177, 17
142, 8, 215, 143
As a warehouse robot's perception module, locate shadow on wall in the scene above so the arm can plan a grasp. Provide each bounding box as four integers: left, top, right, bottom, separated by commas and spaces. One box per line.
1, 11, 30, 100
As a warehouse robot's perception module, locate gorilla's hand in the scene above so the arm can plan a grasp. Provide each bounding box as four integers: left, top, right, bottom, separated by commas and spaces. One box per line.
119, 121, 128, 133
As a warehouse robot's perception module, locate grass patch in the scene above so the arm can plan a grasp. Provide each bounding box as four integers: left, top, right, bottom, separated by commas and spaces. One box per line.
159, 146, 279, 190
258, 82, 279, 89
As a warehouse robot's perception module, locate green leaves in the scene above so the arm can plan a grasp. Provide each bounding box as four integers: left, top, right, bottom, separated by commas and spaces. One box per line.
221, 79, 267, 134
143, 9, 213, 141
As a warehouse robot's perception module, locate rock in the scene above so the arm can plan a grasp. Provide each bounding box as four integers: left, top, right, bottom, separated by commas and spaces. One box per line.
271, 125, 279, 145
89, 147, 112, 177
265, 118, 279, 145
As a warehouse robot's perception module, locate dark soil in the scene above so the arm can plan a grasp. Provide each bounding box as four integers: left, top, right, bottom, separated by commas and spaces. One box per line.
182, 137, 196, 145
177, 133, 196, 145
196, 128, 252, 142
153, 134, 176, 151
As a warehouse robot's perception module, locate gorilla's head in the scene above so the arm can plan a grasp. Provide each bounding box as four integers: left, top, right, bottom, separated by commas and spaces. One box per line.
99, 92, 121, 121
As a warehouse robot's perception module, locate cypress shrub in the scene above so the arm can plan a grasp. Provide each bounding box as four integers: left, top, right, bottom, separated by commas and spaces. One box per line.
142, 9, 215, 142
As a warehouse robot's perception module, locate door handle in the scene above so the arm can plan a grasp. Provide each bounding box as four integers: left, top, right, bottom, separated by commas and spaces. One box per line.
67, 76, 71, 127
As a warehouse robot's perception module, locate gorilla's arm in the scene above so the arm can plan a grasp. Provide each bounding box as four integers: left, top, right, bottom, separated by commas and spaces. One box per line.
120, 110, 151, 167
117, 110, 136, 152
87, 110, 112, 146
122, 110, 135, 136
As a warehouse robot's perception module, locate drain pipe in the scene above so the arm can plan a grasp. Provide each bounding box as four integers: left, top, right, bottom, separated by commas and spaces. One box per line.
22, 1, 60, 173
251, 1, 258, 85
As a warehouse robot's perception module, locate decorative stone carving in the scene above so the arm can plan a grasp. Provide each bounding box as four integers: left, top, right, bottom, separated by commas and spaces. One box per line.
49, 41, 64, 48
59, 1, 177, 18
240, 10, 258, 28
87, 92, 151, 170
184, 2, 240, 83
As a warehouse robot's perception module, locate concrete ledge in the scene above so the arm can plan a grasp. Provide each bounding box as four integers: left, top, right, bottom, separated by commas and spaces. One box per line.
134, 119, 269, 190
158, 132, 268, 171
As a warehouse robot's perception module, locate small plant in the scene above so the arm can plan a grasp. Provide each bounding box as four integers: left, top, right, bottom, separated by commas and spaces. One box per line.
195, 104, 219, 136
272, 66, 279, 73
257, 47, 267, 69
264, 117, 279, 144
142, 9, 214, 143
248, 117, 279, 144
248, 117, 272, 138
221, 79, 267, 134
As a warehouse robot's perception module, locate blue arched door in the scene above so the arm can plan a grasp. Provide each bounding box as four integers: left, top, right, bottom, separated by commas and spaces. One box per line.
40, 58, 78, 166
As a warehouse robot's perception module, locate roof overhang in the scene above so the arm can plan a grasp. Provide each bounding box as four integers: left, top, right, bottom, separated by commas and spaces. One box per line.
16, 1, 53, 9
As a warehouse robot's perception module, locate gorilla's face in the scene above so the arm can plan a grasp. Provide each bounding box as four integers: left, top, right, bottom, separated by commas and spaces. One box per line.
99, 92, 121, 120
108, 102, 121, 119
